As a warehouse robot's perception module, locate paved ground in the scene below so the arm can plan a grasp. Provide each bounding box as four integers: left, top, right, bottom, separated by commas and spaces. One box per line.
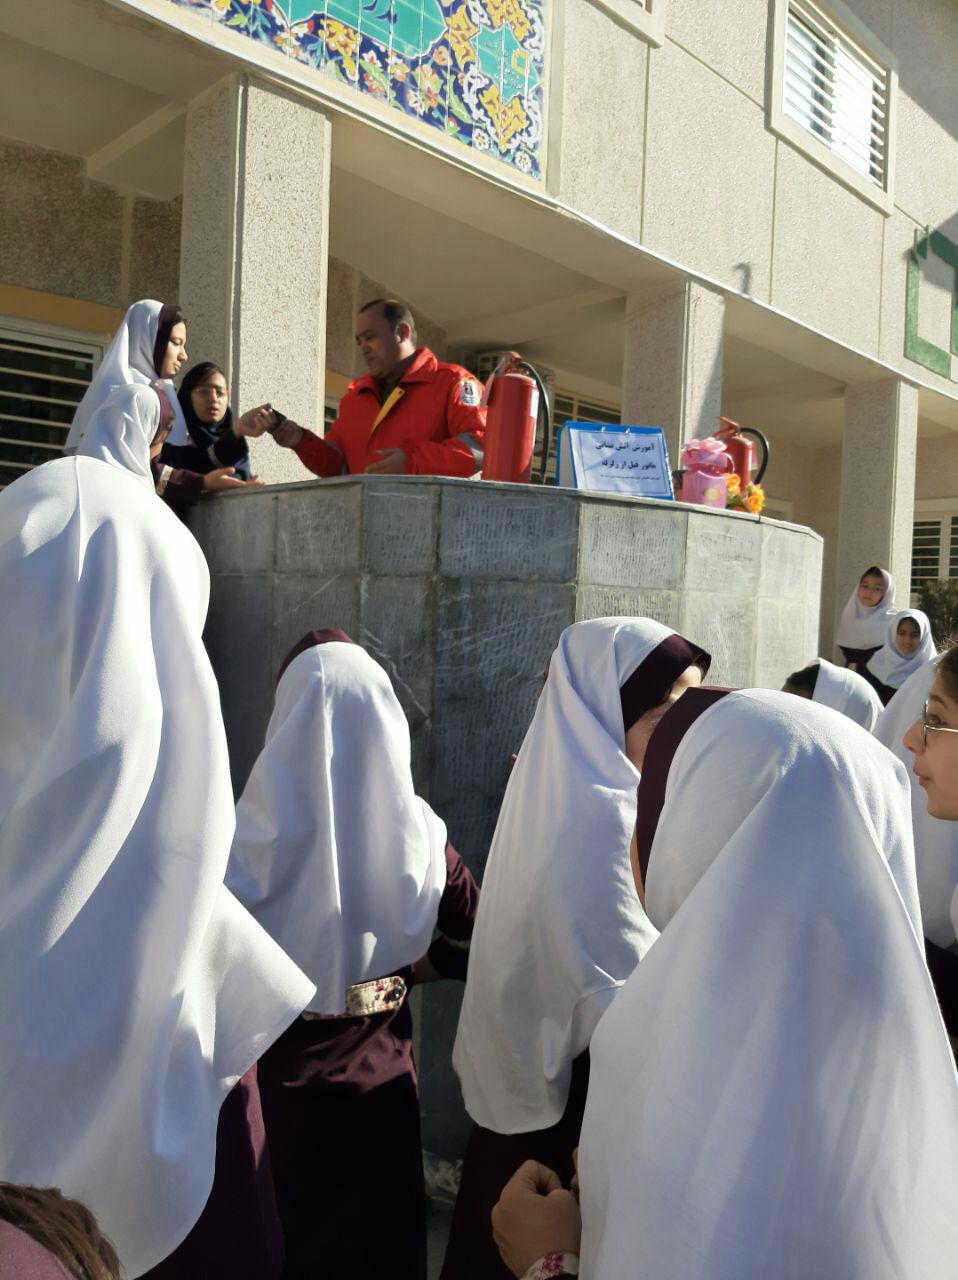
426, 1202, 454, 1279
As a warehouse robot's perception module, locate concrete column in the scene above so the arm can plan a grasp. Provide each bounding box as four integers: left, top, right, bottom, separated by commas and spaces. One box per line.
180, 75, 331, 484
834, 378, 918, 640
621, 281, 725, 468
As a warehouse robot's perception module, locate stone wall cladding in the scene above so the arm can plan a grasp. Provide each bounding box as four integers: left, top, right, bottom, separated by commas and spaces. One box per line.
191, 476, 822, 857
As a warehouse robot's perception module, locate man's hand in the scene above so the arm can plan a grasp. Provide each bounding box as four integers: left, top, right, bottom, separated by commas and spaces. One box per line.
365, 448, 408, 475
270, 420, 306, 449
202, 467, 251, 493
233, 404, 277, 438
491, 1161, 582, 1278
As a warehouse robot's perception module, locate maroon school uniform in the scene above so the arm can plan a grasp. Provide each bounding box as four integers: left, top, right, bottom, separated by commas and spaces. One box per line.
440, 1054, 589, 1280
838, 643, 882, 673
258, 843, 478, 1280
139, 1066, 283, 1280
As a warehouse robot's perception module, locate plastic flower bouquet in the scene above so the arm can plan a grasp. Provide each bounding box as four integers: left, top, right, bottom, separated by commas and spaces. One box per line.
726, 474, 765, 515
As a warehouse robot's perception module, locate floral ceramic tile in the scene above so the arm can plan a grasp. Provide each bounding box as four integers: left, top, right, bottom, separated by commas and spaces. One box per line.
163, 0, 545, 177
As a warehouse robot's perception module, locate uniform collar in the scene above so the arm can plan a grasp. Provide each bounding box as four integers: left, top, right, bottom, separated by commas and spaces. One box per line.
356, 347, 438, 393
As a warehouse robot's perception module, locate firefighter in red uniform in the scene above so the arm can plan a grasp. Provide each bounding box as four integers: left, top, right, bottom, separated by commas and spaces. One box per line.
269, 298, 486, 477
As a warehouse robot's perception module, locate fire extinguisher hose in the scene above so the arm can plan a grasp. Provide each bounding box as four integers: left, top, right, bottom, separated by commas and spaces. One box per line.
510, 359, 552, 484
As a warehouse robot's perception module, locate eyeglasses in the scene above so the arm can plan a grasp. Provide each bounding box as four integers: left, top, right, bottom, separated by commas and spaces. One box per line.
920, 699, 958, 747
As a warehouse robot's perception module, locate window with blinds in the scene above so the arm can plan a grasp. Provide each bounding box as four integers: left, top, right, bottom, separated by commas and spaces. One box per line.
535, 392, 621, 485
0, 324, 103, 489
912, 516, 958, 590
783, 0, 891, 189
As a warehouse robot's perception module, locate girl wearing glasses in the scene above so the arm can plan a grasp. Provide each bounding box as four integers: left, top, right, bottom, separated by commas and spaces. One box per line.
902, 648, 958, 1034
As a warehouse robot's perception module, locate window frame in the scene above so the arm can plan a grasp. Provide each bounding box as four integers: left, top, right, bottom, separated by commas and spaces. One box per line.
912, 500, 958, 594
587, 0, 665, 47
0, 315, 106, 487
539, 389, 622, 484
767, 0, 897, 216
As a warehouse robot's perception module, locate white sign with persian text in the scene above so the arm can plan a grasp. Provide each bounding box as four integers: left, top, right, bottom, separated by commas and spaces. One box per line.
557, 423, 674, 500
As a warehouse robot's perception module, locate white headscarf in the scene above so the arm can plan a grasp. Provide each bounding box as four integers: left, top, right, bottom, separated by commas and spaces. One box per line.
65, 298, 187, 451
578, 691, 957, 1280
867, 609, 937, 689
76, 382, 159, 487
835, 567, 896, 650
875, 655, 958, 946
812, 656, 883, 730
453, 617, 706, 1134
227, 640, 448, 1016
0, 455, 314, 1277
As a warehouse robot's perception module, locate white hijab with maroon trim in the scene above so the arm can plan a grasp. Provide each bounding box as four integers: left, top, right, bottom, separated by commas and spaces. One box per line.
227, 641, 448, 1015
0, 455, 314, 1277
454, 617, 703, 1134
580, 691, 957, 1280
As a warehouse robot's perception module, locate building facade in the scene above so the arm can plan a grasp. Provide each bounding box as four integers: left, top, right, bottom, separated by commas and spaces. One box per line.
3, 0, 958, 648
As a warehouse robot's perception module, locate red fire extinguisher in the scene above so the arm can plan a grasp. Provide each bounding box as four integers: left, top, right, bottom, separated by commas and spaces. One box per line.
715, 416, 769, 488
481, 353, 552, 485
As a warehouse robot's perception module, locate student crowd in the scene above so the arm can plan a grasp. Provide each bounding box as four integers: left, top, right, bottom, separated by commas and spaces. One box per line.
0, 300, 956, 1280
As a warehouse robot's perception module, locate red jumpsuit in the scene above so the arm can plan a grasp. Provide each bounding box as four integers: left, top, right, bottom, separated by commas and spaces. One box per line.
294, 347, 486, 478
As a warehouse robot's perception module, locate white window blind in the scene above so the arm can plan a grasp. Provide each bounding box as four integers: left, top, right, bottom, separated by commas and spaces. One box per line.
912, 516, 958, 590
538, 392, 621, 485
784, 0, 890, 188
0, 323, 103, 489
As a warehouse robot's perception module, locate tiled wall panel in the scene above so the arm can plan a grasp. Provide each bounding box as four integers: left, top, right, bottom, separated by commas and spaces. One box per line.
171, 0, 546, 176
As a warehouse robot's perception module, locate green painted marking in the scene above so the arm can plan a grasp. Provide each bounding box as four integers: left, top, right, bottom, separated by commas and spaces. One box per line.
905, 227, 957, 379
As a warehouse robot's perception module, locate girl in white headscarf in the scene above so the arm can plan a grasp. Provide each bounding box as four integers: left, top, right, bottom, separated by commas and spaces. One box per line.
64, 299, 187, 452
782, 655, 882, 730
900, 647, 958, 1036
226, 631, 479, 1280
0, 446, 314, 1278
866, 608, 937, 705
65, 300, 271, 504
492, 689, 958, 1280
835, 564, 897, 673
76, 382, 172, 485
444, 618, 709, 1280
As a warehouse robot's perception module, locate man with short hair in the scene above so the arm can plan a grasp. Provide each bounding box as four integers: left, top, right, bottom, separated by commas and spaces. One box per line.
271, 298, 486, 477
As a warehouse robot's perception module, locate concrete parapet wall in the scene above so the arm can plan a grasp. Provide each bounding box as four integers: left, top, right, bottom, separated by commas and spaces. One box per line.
188, 475, 822, 1153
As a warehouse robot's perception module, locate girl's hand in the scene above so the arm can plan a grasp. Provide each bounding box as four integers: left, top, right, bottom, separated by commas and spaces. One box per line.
234, 404, 276, 438
202, 467, 248, 492
491, 1161, 582, 1278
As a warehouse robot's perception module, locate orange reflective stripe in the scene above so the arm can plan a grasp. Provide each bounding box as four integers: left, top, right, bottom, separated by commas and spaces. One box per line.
369, 386, 405, 440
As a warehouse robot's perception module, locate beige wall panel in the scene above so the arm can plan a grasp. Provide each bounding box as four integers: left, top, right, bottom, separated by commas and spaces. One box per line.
129, 195, 182, 309
890, 0, 958, 228
916, 436, 958, 502
666, 0, 769, 105
326, 256, 358, 378
0, 139, 124, 307
181, 77, 331, 483
556, 0, 646, 243
237, 80, 329, 451
792, 442, 842, 653
758, 437, 814, 510
771, 142, 883, 353
622, 282, 724, 464
643, 40, 774, 298
835, 379, 917, 641
180, 79, 239, 375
